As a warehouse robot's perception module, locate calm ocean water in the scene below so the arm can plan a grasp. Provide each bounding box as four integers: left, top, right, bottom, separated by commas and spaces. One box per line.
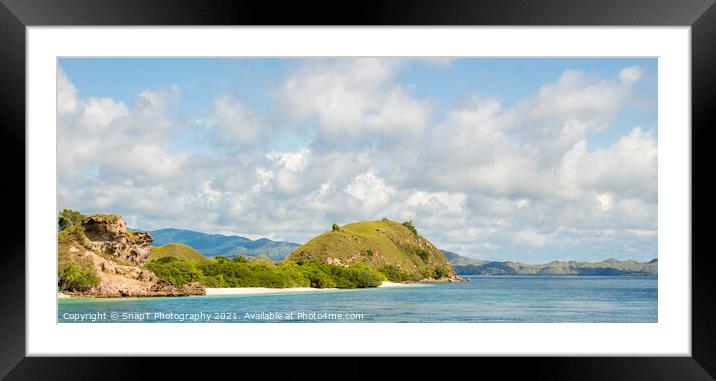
58, 276, 657, 323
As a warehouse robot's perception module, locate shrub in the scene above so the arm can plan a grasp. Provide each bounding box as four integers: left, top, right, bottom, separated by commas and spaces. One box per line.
332, 223, 341, 232
324, 264, 383, 288
306, 268, 337, 288
146, 256, 386, 290
434, 266, 450, 278
202, 274, 227, 288
58, 209, 85, 231
58, 223, 87, 245
378, 265, 414, 282
145, 257, 203, 286
415, 248, 430, 262
402, 220, 418, 235
58, 261, 100, 291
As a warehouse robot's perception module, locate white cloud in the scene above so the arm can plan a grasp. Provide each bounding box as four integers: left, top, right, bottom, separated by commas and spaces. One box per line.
595, 192, 615, 211
620, 66, 643, 86
420, 57, 455, 67
57, 61, 657, 262
513, 69, 636, 133
210, 96, 263, 146
514, 230, 547, 247
626, 229, 657, 237
266, 149, 311, 172
277, 58, 431, 146
345, 171, 395, 212
57, 66, 79, 114
79, 97, 129, 129
559, 128, 657, 200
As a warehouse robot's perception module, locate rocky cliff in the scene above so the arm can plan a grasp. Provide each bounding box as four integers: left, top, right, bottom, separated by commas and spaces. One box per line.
58, 213, 205, 297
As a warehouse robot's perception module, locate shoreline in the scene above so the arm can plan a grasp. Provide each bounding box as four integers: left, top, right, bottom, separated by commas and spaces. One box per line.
58, 281, 417, 299
204, 281, 413, 296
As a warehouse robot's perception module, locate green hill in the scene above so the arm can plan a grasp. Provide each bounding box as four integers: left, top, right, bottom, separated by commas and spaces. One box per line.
149, 243, 208, 262
287, 219, 458, 282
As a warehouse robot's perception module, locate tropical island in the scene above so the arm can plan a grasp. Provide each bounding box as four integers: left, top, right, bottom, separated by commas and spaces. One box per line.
57, 210, 461, 298
57, 209, 657, 298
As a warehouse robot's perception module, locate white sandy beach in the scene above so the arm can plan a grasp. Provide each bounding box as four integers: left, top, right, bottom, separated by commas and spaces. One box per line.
56, 282, 416, 299
204, 281, 410, 296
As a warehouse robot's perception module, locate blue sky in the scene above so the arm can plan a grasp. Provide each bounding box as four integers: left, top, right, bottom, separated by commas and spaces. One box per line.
57, 58, 658, 263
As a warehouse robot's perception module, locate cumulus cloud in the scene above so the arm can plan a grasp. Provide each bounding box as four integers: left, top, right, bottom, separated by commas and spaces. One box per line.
57, 66, 79, 114
209, 95, 263, 147
406, 191, 466, 215
558, 128, 657, 200
276, 58, 431, 148
57, 60, 657, 262
345, 171, 396, 213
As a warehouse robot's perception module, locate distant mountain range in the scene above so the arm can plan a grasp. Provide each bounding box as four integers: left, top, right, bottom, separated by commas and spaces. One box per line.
442, 251, 658, 276
147, 228, 300, 261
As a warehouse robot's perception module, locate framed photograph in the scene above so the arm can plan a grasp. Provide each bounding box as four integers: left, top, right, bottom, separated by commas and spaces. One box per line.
3, 0, 715, 378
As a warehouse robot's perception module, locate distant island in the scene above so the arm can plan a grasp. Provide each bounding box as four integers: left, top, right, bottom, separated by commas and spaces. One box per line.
442, 251, 657, 276
57, 210, 460, 298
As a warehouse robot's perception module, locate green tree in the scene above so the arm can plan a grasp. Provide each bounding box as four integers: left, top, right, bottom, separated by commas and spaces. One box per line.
402, 220, 418, 235
434, 266, 450, 278
58, 209, 84, 231
58, 261, 100, 291
332, 223, 341, 232
414, 248, 430, 262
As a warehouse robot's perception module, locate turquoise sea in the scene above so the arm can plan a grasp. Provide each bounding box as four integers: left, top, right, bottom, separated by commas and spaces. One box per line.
58, 276, 657, 323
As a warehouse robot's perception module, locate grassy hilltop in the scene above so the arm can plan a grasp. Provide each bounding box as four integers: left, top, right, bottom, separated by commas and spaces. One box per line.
288, 219, 457, 282
149, 243, 209, 263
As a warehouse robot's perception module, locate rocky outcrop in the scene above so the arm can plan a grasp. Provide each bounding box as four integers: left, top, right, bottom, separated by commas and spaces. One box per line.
420, 274, 464, 283
82, 215, 152, 265
62, 214, 206, 298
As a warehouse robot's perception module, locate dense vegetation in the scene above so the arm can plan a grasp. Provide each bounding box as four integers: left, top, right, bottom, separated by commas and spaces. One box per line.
145, 256, 385, 289
58, 209, 85, 231
58, 261, 100, 291
57, 209, 100, 291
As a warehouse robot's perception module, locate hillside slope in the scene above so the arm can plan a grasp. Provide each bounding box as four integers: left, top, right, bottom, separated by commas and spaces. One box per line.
148, 228, 299, 260
288, 219, 460, 282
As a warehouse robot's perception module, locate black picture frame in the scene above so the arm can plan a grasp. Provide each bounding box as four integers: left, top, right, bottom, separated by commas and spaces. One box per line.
1, 0, 714, 379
